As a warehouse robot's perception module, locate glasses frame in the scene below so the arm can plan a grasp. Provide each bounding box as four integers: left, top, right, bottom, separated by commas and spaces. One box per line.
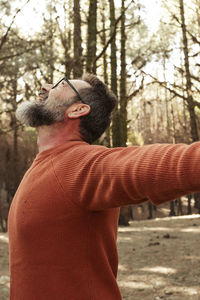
51, 77, 85, 104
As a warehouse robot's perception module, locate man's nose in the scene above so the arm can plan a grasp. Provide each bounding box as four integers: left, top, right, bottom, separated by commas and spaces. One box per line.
41, 84, 54, 93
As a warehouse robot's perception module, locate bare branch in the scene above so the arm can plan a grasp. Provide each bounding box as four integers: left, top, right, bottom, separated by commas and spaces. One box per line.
94, 15, 123, 64
174, 65, 200, 84
94, 2, 139, 64
0, 45, 41, 61
0, 0, 31, 51
141, 70, 187, 100
143, 72, 200, 109
172, 13, 200, 45
55, 16, 67, 49
127, 76, 144, 99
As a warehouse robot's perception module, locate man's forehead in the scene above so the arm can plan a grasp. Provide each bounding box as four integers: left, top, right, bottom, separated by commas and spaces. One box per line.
70, 79, 90, 90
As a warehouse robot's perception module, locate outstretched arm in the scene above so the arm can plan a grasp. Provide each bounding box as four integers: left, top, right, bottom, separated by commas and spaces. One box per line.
55, 142, 200, 210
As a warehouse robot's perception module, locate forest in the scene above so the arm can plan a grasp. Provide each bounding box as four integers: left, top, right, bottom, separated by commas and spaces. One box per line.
0, 0, 200, 231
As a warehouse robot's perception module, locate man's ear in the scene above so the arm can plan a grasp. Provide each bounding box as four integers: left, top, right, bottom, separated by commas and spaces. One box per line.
67, 103, 91, 119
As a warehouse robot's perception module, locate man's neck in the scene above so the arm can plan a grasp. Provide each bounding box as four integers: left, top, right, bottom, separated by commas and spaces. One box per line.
37, 120, 83, 153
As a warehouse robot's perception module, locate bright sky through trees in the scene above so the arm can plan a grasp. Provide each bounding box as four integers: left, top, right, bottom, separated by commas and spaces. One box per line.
13, 0, 162, 36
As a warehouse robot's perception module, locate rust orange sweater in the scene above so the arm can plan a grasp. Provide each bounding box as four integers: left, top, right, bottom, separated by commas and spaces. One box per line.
8, 141, 200, 299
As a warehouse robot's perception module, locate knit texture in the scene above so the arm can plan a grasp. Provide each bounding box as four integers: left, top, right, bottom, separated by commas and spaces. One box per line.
8, 141, 200, 299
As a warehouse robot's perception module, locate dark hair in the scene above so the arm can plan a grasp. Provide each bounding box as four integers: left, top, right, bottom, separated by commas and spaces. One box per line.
77, 74, 117, 144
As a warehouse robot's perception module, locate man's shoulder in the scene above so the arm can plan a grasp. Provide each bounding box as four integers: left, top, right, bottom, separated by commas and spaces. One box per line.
58, 141, 110, 158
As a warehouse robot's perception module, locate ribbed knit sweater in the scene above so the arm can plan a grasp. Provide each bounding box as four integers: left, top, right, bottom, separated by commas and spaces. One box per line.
8, 141, 200, 300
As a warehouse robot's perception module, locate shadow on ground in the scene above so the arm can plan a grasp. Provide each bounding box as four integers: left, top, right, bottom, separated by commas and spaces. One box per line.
117, 215, 200, 300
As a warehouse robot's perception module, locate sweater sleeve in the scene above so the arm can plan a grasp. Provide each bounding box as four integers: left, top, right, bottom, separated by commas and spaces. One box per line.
54, 142, 200, 210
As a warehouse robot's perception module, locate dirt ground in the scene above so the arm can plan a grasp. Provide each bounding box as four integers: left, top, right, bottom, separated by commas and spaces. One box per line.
0, 214, 200, 300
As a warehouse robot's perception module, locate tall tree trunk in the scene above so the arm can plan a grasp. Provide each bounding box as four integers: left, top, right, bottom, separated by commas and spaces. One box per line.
60, 0, 73, 78
180, 47, 188, 143
169, 201, 176, 216
119, 0, 127, 147
49, 1, 55, 83
148, 202, 153, 219
171, 101, 176, 144
109, 0, 118, 99
177, 198, 183, 215
73, 0, 83, 78
179, 0, 199, 141
101, 3, 110, 146
101, 5, 108, 85
11, 78, 20, 195
170, 98, 177, 216
194, 0, 200, 38
162, 53, 171, 140
187, 194, 192, 214
109, 0, 120, 147
86, 0, 97, 74
194, 192, 200, 213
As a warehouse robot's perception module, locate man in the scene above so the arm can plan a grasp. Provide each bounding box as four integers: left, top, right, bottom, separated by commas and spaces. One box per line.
8, 73, 200, 300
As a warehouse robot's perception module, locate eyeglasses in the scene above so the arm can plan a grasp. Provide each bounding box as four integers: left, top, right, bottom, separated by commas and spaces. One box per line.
51, 77, 85, 104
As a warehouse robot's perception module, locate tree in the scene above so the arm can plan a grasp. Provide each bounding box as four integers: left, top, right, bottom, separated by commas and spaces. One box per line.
86, 0, 97, 73
73, 0, 83, 77
109, 0, 120, 147
119, 0, 127, 147
179, 0, 198, 141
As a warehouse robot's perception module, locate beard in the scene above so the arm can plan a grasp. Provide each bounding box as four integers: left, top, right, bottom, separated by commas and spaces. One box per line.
16, 101, 61, 127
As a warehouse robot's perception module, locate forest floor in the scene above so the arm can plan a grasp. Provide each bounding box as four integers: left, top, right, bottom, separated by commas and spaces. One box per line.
0, 214, 200, 300
117, 214, 200, 300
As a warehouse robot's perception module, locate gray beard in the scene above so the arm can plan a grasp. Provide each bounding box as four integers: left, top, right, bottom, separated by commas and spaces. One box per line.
16, 101, 59, 127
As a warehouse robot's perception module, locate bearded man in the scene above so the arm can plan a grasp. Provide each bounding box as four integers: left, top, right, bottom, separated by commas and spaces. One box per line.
8, 74, 200, 300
